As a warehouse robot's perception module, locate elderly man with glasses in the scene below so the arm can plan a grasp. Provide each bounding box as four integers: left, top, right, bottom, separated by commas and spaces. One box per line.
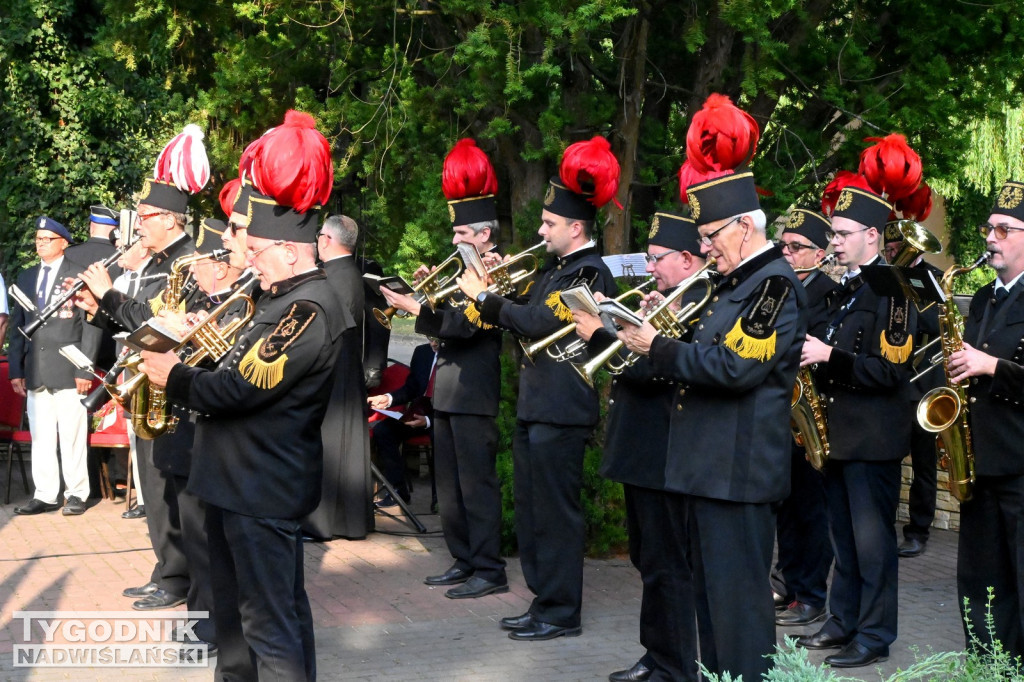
946, 179, 1024, 662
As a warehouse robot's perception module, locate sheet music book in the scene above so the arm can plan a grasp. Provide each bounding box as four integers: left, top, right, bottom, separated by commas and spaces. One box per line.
560, 285, 601, 315
125, 318, 182, 353
598, 299, 644, 327
363, 273, 416, 297
862, 263, 944, 305
602, 252, 649, 279
456, 243, 487, 278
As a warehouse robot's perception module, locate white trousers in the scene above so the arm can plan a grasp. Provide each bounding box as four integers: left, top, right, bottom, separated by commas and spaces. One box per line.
26, 388, 90, 503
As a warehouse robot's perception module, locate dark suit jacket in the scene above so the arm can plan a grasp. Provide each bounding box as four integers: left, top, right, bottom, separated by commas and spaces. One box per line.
358, 256, 390, 378
964, 280, 1024, 476
9, 257, 101, 391
66, 236, 121, 368
390, 343, 434, 411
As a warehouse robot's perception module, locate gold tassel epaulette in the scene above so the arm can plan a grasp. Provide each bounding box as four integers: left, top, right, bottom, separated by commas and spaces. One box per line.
546, 290, 574, 323
879, 330, 912, 364
880, 296, 913, 364
724, 318, 777, 362
722, 275, 792, 362
239, 341, 288, 389
462, 302, 494, 330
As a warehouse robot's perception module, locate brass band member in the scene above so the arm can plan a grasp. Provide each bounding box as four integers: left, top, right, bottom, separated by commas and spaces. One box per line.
619, 93, 805, 682
574, 211, 705, 682
798, 142, 921, 667
773, 208, 837, 627
458, 137, 619, 641
947, 179, 1024, 661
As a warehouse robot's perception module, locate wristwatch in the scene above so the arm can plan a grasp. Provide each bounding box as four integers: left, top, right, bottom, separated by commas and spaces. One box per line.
476, 291, 488, 304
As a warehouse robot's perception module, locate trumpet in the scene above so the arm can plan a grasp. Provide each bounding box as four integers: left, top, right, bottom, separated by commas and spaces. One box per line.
519, 278, 657, 365
571, 259, 716, 387
372, 251, 463, 329
425, 242, 546, 307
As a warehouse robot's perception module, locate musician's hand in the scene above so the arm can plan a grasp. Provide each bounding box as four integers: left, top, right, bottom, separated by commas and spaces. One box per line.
139, 351, 181, 389
405, 414, 428, 429
156, 310, 190, 337
617, 320, 657, 356
801, 334, 833, 366
412, 264, 432, 282
481, 251, 502, 269
368, 394, 391, 410
456, 268, 487, 301
10, 378, 26, 397
948, 342, 999, 382
572, 310, 603, 342
381, 287, 422, 316
78, 262, 114, 301
641, 291, 667, 316
75, 378, 92, 395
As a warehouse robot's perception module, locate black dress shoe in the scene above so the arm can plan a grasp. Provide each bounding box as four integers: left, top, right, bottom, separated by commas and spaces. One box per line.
13, 499, 60, 515
773, 591, 792, 611
123, 582, 159, 598
424, 566, 472, 586
824, 640, 888, 668
500, 612, 534, 631
122, 505, 146, 519
796, 629, 851, 650
898, 537, 926, 558
61, 495, 86, 516
508, 620, 582, 641
374, 493, 399, 509
775, 601, 826, 626
132, 589, 187, 610
609, 660, 652, 681
445, 576, 509, 599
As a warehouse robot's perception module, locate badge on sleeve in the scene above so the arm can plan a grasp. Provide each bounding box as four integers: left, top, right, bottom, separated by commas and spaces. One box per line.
570, 265, 602, 289
239, 302, 318, 389
723, 276, 792, 362
880, 296, 913, 364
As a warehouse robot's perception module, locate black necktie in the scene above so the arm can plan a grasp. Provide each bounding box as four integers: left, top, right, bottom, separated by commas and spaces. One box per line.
995, 287, 1010, 305
36, 265, 51, 309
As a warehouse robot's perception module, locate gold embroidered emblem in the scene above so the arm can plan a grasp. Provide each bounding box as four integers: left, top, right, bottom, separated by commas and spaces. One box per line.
649, 215, 661, 239
835, 189, 854, 213
786, 212, 805, 229
279, 318, 299, 337
448, 203, 456, 224
690, 195, 701, 220
544, 184, 555, 206
139, 178, 153, 202
997, 185, 1023, 210
759, 295, 777, 315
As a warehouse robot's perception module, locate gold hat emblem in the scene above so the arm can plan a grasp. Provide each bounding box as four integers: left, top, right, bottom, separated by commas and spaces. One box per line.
786, 211, 805, 229
835, 189, 854, 213
690, 194, 701, 220
544, 184, 555, 206
139, 178, 153, 201
649, 215, 660, 238
448, 203, 456, 224
997, 185, 1023, 210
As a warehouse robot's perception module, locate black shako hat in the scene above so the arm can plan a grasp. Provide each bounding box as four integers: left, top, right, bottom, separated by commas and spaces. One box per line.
991, 180, 1024, 223
448, 195, 498, 226
685, 170, 760, 227
648, 211, 699, 251
195, 218, 227, 254
782, 208, 831, 249
543, 176, 598, 222
246, 191, 320, 244
831, 186, 893, 230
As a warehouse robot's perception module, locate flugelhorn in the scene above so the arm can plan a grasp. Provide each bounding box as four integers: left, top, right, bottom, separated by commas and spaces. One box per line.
519, 278, 657, 365
372, 251, 463, 329
571, 259, 716, 387
424, 242, 547, 307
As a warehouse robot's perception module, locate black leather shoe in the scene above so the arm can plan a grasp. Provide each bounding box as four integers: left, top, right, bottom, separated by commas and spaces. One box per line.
508, 620, 582, 641
796, 629, 851, 650
132, 589, 187, 610
14, 499, 60, 515
898, 537, 926, 558
824, 641, 888, 668
445, 576, 509, 599
61, 495, 86, 516
122, 505, 146, 519
609, 660, 652, 681
776, 602, 826, 626
123, 582, 159, 598
424, 566, 472, 586
500, 613, 535, 631
374, 493, 399, 509
773, 591, 791, 611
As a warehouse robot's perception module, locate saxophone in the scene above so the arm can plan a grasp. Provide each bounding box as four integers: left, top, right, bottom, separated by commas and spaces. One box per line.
915, 253, 989, 503
789, 254, 837, 471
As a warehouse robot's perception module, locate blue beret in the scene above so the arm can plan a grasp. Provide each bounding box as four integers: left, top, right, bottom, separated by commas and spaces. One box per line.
89, 204, 118, 226
35, 216, 73, 243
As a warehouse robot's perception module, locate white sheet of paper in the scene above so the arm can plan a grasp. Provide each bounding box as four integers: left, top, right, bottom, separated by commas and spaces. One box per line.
373, 408, 405, 420
603, 253, 649, 279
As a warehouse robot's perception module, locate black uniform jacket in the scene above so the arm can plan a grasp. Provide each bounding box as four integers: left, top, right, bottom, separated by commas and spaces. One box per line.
476, 245, 616, 426
167, 270, 350, 519
595, 285, 706, 491
803, 270, 839, 337
9, 257, 101, 390
389, 343, 434, 411
415, 288, 502, 416
646, 246, 806, 503
814, 257, 916, 462
964, 280, 1024, 476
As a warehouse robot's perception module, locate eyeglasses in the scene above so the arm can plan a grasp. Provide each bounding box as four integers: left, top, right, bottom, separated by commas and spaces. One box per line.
245, 240, 285, 259
135, 211, 167, 223
644, 249, 679, 264
825, 227, 870, 243
779, 241, 817, 253
697, 216, 741, 247
34, 236, 63, 244
316, 231, 331, 240
979, 223, 1024, 240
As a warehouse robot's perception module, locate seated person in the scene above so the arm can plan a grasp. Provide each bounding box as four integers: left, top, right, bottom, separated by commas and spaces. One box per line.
367, 339, 436, 506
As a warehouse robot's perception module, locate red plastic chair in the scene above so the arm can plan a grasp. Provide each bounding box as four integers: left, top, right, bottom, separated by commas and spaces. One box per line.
0, 357, 31, 504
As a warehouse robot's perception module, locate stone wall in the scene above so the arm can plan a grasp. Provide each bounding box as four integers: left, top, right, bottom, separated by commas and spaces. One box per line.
897, 456, 960, 531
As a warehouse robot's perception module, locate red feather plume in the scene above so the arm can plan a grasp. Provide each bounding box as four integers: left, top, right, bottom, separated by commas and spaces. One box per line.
247, 110, 333, 213
895, 182, 933, 222
153, 124, 210, 193
442, 139, 498, 200
560, 136, 620, 209
219, 178, 241, 218
858, 134, 923, 202
686, 93, 759, 175
821, 171, 873, 217
677, 160, 729, 205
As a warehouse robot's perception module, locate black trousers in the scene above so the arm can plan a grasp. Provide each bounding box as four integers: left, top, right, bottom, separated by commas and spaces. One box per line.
957, 474, 1024, 660
624, 485, 698, 682
136, 438, 188, 598
434, 412, 505, 583
206, 505, 315, 682
821, 459, 901, 653
169, 473, 215, 643
772, 443, 833, 608
688, 495, 776, 682
513, 420, 591, 628
904, 422, 938, 541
